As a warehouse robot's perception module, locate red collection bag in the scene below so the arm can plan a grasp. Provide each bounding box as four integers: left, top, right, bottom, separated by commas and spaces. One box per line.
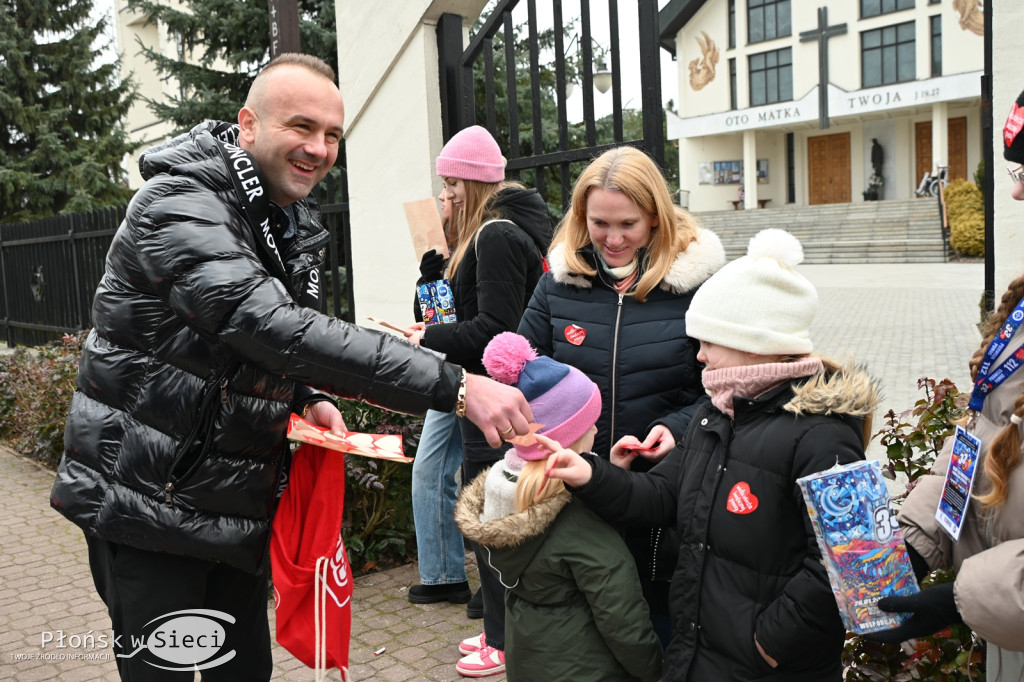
271, 443, 352, 680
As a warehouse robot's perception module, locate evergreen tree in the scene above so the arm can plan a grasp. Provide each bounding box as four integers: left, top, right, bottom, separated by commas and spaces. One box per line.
127, 0, 337, 130
0, 0, 136, 222
472, 20, 672, 219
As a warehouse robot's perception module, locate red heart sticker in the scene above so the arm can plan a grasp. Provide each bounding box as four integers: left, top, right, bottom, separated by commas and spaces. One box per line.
726, 482, 758, 514
564, 324, 586, 346
1006, 102, 1024, 147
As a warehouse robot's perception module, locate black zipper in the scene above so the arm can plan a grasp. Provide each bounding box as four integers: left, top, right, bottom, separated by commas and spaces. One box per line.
164, 368, 232, 508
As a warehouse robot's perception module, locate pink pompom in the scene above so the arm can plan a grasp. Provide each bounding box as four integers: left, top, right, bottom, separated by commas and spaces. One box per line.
482, 332, 537, 385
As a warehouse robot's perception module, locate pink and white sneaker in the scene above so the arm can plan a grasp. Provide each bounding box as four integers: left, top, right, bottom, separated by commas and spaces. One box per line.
458, 632, 486, 656
455, 644, 505, 677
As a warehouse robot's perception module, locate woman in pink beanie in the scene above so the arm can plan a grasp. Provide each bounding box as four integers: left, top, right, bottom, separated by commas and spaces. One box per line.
402, 125, 553, 677
454, 332, 662, 682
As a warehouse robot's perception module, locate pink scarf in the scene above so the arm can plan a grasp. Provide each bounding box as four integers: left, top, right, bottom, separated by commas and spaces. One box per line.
702, 357, 824, 418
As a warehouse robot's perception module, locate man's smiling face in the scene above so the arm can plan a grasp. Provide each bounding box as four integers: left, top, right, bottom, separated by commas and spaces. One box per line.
238, 65, 345, 206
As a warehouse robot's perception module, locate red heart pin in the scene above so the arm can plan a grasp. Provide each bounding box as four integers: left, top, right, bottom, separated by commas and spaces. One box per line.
726, 481, 758, 514
564, 324, 586, 346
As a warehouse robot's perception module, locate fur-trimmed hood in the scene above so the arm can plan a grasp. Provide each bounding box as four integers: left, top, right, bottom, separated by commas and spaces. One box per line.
785, 363, 882, 418
455, 466, 571, 549
547, 226, 725, 294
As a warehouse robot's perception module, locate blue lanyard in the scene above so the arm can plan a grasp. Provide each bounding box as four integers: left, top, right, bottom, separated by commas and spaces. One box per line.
969, 296, 1024, 412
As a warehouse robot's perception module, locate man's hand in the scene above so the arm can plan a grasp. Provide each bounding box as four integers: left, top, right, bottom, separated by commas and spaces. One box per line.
463, 373, 533, 448
540, 434, 594, 488
867, 582, 962, 644
304, 401, 347, 436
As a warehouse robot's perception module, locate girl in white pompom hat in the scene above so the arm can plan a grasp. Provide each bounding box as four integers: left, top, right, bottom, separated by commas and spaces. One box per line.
544, 229, 881, 682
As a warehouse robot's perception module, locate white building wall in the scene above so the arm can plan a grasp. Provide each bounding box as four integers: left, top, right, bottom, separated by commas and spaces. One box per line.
116, 0, 183, 188
337, 1, 487, 329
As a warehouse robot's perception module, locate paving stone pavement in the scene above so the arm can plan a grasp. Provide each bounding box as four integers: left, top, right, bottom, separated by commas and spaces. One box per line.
0, 262, 984, 681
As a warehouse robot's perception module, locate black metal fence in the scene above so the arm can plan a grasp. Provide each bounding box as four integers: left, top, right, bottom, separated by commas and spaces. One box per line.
0, 176, 352, 348
437, 0, 664, 215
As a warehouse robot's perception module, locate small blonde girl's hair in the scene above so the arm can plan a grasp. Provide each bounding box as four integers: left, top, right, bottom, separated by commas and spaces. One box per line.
515, 459, 566, 513
445, 178, 526, 279
549, 146, 698, 303
971, 273, 1024, 509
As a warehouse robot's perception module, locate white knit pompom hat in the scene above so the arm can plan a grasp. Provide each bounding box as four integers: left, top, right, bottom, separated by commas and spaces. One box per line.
685, 229, 817, 355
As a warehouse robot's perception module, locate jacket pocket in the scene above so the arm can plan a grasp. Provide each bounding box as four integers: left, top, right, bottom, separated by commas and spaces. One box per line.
163, 367, 232, 507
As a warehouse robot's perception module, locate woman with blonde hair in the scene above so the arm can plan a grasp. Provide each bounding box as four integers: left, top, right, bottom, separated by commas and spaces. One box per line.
517, 145, 725, 644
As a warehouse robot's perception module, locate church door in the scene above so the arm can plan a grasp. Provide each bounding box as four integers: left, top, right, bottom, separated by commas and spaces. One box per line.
808, 132, 851, 205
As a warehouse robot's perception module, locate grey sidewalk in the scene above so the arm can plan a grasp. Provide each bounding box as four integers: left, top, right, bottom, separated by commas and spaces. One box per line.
0, 262, 985, 681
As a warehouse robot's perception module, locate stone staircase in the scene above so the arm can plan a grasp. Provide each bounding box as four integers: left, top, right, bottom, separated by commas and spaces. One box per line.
692, 198, 947, 264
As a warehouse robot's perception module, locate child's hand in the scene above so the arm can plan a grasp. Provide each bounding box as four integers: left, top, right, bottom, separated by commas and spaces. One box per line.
637, 424, 675, 462
610, 436, 642, 470
537, 433, 593, 487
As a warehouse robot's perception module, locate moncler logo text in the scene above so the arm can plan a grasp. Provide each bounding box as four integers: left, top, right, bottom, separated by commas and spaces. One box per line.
221, 143, 264, 203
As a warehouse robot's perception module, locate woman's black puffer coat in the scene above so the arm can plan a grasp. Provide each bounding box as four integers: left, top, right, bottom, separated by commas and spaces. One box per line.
50, 122, 460, 573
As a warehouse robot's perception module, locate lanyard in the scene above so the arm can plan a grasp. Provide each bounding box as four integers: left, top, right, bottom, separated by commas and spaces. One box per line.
968, 295, 1024, 411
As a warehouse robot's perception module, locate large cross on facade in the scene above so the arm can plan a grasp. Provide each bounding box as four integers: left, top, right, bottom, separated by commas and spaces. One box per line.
799, 6, 847, 130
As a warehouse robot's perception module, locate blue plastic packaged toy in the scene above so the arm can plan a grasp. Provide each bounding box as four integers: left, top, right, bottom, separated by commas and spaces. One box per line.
797, 459, 920, 634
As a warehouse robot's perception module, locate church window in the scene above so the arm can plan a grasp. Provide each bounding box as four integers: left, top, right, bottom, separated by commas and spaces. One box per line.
861, 0, 915, 19
861, 21, 916, 87
749, 47, 792, 106
748, 0, 791, 44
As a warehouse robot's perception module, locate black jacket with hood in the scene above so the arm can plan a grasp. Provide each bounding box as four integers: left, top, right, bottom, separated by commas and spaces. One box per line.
420, 186, 553, 376
569, 365, 880, 681
50, 121, 461, 573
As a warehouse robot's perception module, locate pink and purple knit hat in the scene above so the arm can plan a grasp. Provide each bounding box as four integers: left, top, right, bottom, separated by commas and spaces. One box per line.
436, 125, 506, 183
482, 332, 601, 466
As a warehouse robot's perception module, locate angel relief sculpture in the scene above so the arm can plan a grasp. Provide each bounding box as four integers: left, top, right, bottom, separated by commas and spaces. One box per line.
688, 31, 719, 91
953, 0, 984, 36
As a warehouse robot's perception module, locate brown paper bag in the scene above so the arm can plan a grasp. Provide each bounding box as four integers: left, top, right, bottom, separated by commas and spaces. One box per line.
403, 199, 449, 261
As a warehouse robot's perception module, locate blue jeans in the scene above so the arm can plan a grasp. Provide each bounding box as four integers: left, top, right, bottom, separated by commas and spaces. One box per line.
412, 409, 467, 585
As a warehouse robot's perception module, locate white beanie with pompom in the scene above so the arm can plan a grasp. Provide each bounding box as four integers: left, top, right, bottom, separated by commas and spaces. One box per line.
685, 229, 817, 355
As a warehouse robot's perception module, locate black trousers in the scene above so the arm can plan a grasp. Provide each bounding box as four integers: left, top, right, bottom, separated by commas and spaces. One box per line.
460, 417, 510, 652
86, 535, 273, 681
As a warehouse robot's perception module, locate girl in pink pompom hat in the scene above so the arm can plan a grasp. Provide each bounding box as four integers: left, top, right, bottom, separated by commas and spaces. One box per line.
453, 333, 663, 682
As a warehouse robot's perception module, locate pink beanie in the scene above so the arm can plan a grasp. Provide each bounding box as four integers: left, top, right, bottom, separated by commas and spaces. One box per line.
482, 333, 601, 466
436, 125, 506, 183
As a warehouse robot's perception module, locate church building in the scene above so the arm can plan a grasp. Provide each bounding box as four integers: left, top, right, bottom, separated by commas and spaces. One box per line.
659, 0, 984, 212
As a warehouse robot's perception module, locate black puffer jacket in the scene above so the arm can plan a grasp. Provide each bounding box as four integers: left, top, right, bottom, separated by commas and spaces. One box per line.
50, 122, 460, 573
420, 187, 552, 375
571, 365, 881, 681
